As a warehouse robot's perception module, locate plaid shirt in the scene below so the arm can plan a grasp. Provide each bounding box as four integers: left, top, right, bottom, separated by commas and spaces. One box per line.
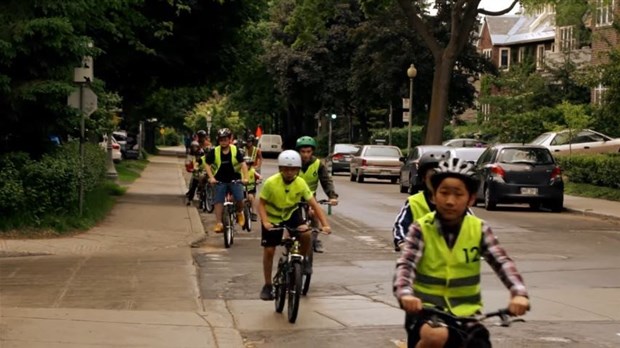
393, 218, 528, 300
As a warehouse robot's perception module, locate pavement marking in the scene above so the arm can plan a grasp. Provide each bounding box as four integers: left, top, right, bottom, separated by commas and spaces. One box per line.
51, 255, 91, 308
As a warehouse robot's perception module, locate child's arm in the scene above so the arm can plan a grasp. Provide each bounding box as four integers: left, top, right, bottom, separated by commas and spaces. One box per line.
393, 223, 424, 299
481, 222, 528, 298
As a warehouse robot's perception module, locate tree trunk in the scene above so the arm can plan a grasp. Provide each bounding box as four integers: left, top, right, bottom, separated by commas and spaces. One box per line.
424, 57, 454, 145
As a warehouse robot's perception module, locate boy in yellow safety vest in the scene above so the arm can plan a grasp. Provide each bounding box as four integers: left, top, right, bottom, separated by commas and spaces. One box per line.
394, 158, 529, 348
244, 156, 262, 221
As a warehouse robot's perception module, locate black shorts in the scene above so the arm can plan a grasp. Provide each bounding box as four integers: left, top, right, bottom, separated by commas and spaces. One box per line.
405, 313, 490, 348
261, 209, 304, 247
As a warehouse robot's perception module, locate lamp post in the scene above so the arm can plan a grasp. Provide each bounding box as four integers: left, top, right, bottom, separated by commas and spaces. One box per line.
406, 63, 417, 154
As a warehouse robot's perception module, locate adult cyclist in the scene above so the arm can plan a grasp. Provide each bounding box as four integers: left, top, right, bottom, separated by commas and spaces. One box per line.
258, 150, 331, 300
295, 136, 338, 253
196, 129, 212, 152
392, 152, 446, 252
205, 128, 249, 233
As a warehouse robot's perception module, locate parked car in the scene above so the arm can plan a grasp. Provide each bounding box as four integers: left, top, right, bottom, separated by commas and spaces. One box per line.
399, 145, 451, 193
113, 131, 128, 157
99, 135, 122, 163
530, 129, 620, 155
350, 145, 402, 184
474, 144, 564, 212
443, 138, 488, 148
257, 134, 283, 157
443, 147, 487, 164
326, 143, 361, 175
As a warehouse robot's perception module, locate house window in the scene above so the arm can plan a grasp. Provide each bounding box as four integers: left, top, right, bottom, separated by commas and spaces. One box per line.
536, 44, 546, 69
499, 48, 510, 69
559, 26, 576, 51
518, 47, 526, 63
593, 83, 608, 105
482, 49, 492, 60
595, 0, 614, 27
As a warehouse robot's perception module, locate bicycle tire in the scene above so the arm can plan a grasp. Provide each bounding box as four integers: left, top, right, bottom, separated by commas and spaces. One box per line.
243, 203, 252, 231
205, 186, 215, 213
287, 262, 303, 323
274, 258, 287, 313
223, 210, 233, 248
302, 273, 311, 296
200, 189, 207, 212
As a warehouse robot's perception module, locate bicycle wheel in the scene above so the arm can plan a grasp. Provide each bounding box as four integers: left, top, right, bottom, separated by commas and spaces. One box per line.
205, 186, 215, 213
243, 202, 252, 231
302, 252, 313, 296
223, 210, 233, 248
200, 189, 207, 212
274, 258, 287, 313
287, 261, 303, 323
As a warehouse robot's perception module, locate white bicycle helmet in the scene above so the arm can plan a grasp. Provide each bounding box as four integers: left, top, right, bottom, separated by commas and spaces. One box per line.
277, 150, 302, 168
431, 158, 479, 193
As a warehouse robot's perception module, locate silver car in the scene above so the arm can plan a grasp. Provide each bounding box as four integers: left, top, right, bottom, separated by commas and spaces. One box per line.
350, 145, 403, 184
530, 129, 620, 155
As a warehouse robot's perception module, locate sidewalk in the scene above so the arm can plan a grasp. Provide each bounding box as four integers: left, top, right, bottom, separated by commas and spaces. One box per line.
564, 194, 620, 222
0, 153, 244, 347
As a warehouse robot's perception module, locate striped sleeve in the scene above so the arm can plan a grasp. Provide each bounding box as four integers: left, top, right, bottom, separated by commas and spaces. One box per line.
393, 223, 424, 299
392, 200, 413, 247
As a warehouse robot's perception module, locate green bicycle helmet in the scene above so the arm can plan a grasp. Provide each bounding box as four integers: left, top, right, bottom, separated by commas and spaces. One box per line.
295, 136, 317, 149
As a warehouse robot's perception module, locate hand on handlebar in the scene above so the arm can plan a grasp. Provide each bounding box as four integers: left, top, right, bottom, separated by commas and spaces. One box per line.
508, 295, 529, 316
400, 295, 423, 313
208, 177, 217, 185
263, 222, 274, 230
328, 198, 338, 206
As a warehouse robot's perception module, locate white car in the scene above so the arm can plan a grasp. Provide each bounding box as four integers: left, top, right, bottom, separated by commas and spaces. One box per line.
99, 135, 122, 163
530, 129, 620, 155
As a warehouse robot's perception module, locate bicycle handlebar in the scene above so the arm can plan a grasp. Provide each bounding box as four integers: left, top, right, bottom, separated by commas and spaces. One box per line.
267, 224, 328, 235
421, 307, 524, 328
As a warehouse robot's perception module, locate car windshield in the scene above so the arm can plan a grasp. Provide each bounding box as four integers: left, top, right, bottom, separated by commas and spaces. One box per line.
365, 147, 400, 157
450, 150, 484, 162
530, 133, 551, 145
498, 148, 554, 165
334, 144, 360, 154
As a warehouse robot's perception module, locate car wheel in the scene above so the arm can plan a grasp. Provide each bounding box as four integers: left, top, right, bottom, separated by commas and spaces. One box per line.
390, 177, 397, 184
529, 202, 542, 211
548, 198, 563, 213
484, 187, 496, 211
350, 172, 355, 182
356, 171, 364, 183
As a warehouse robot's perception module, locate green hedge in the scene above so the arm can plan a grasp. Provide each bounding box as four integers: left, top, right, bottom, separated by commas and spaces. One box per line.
0, 142, 106, 222
555, 153, 620, 189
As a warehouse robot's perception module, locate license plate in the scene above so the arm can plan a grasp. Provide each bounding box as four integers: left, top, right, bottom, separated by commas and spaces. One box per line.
381, 170, 390, 175
521, 187, 538, 195
271, 145, 277, 148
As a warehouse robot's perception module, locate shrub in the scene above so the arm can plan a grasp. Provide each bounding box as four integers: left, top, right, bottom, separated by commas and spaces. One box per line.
556, 153, 620, 189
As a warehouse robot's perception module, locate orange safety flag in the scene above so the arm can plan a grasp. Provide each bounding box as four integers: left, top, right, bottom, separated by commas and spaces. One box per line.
255, 125, 263, 138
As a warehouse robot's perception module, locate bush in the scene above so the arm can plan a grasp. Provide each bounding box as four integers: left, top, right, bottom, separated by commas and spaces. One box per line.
556, 153, 620, 189
0, 142, 106, 223
156, 128, 181, 146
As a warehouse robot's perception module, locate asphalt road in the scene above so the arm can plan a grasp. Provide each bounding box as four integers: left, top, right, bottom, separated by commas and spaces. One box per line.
193, 159, 620, 347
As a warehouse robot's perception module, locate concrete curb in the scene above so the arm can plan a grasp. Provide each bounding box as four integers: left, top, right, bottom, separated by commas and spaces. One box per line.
564, 207, 620, 223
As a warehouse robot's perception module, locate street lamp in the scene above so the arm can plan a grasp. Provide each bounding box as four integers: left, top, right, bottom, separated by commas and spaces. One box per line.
406, 63, 417, 154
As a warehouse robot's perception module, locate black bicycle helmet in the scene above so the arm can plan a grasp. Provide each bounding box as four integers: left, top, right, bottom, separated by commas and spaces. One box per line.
197, 130, 207, 137
417, 152, 447, 180
217, 128, 232, 138
430, 158, 480, 194
247, 134, 256, 143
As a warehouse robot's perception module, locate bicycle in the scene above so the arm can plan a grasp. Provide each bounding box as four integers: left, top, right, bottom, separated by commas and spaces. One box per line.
218, 180, 243, 248
270, 224, 324, 323
199, 182, 215, 213
407, 306, 525, 348
241, 180, 261, 232
297, 199, 332, 296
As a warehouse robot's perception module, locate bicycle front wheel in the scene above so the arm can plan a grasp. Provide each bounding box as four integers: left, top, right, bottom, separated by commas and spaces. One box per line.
274, 258, 287, 313
243, 202, 252, 231
223, 211, 233, 248
287, 262, 303, 323
205, 186, 214, 213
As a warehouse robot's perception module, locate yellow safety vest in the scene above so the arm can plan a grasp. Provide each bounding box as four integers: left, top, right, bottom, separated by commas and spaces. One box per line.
414, 212, 483, 317
299, 158, 320, 193
408, 192, 431, 220
213, 145, 241, 175
246, 146, 258, 161
247, 167, 257, 191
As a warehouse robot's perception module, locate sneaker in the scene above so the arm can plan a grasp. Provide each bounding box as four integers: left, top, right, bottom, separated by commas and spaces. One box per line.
260, 284, 274, 301
213, 222, 224, 233
313, 239, 325, 253
237, 213, 245, 226
250, 213, 258, 222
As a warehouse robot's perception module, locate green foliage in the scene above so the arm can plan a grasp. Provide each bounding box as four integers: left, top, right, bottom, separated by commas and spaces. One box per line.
115, 159, 148, 184
156, 128, 181, 146
556, 153, 620, 189
369, 126, 455, 150
563, 182, 620, 202
0, 142, 107, 230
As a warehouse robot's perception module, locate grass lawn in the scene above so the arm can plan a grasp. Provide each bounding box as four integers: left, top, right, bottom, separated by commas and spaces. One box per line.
564, 182, 620, 202
115, 159, 149, 184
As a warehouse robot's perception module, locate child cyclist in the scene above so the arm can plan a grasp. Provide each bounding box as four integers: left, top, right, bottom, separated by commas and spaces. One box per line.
394, 158, 529, 348
257, 150, 331, 300
185, 141, 206, 205
244, 156, 262, 221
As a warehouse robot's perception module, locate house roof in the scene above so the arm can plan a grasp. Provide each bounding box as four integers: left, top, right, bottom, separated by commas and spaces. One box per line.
485, 13, 555, 46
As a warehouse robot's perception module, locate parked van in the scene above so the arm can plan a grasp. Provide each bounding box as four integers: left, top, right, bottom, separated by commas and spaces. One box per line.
257, 134, 283, 157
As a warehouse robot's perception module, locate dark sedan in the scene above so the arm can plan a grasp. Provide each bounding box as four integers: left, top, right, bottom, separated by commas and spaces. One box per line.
399, 145, 451, 194
326, 144, 361, 175
474, 144, 564, 212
